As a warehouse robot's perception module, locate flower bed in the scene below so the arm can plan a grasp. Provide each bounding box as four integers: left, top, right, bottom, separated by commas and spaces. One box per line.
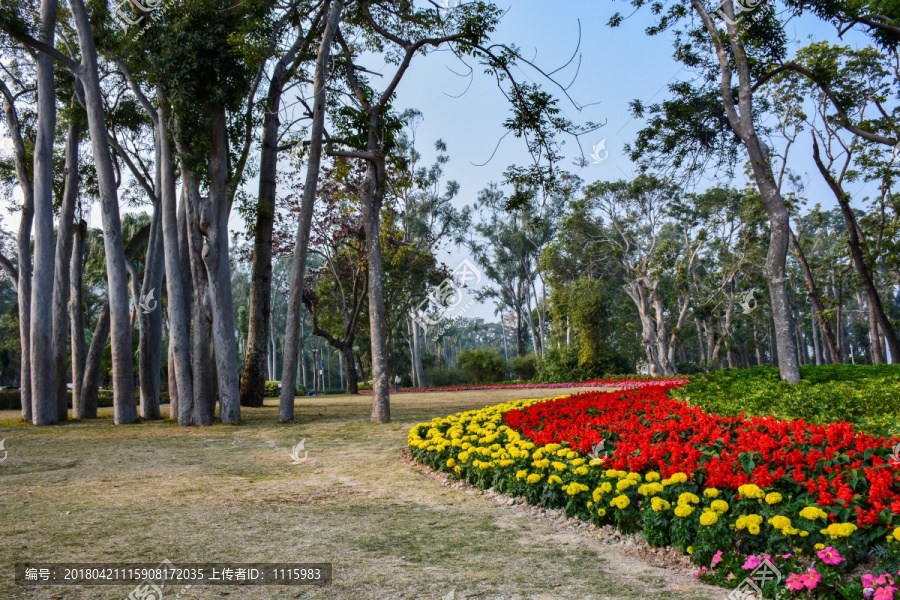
360, 377, 688, 394
408, 384, 900, 599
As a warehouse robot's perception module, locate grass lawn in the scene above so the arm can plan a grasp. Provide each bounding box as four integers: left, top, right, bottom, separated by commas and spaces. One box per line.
0, 389, 721, 600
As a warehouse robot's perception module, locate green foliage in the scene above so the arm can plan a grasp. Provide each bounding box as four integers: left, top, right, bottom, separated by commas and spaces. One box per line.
264, 381, 280, 397
510, 354, 537, 381
671, 365, 900, 435
456, 348, 506, 384
536, 344, 632, 383
423, 366, 470, 387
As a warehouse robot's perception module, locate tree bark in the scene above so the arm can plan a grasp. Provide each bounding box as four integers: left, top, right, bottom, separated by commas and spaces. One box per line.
203, 104, 241, 424
138, 201, 165, 419
70, 0, 137, 423
158, 94, 194, 425
79, 302, 109, 419
52, 118, 82, 421
70, 219, 87, 416
30, 0, 58, 425
278, 0, 344, 421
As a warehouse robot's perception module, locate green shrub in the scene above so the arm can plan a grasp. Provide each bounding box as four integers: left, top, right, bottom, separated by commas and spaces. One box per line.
457, 349, 507, 384
670, 365, 900, 435
536, 344, 632, 383
675, 362, 704, 375
264, 381, 280, 397
510, 354, 537, 381
0, 389, 20, 410
296, 384, 308, 396
424, 366, 470, 387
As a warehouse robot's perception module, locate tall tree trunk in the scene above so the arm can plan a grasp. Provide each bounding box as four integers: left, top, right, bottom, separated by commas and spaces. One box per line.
811, 307, 823, 365
138, 203, 165, 419
30, 0, 58, 425
182, 174, 215, 425
70, 0, 137, 423
204, 104, 241, 423
694, 0, 800, 383
812, 138, 900, 363
278, 0, 343, 421
79, 302, 110, 418
241, 29, 310, 408
52, 119, 82, 421
70, 219, 87, 416
158, 95, 194, 425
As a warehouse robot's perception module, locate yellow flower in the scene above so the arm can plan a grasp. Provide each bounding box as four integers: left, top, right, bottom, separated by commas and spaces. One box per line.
737, 484, 765, 499
610, 495, 631, 509
567, 482, 590, 496
446, 458, 456, 468
589, 457, 605, 466
893, 527, 900, 542
670, 472, 688, 484
566, 451, 578, 460
544, 443, 562, 453
453, 466, 461, 474
703, 488, 720, 499
638, 483, 664, 497
570, 458, 586, 467
735, 514, 763, 530
799, 506, 828, 521
645, 472, 661, 482
651, 497, 671, 512
686, 546, 694, 555
573, 466, 589, 476
605, 469, 619, 478
526, 473, 542, 484
548, 475, 563, 485
627, 472, 642, 482
515, 470, 528, 480
678, 492, 700, 506
768, 516, 791, 531
616, 479, 636, 492
710, 500, 729, 514
458, 452, 470, 463
822, 523, 857, 539
699, 511, 718, 527
597, 508, 607, 517
765, 492, 783, 505
674, 505, 694, 518
551, 461, 568, 472
799, 531, 809, 537
814, 543, 825, 550
531, 459, 550, 469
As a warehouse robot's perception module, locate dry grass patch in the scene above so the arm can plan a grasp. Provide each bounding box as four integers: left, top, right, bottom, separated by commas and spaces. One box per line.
1, 388, 720, 599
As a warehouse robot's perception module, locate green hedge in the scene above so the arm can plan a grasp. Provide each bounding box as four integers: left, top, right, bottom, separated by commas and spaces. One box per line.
670, 364, 900, 435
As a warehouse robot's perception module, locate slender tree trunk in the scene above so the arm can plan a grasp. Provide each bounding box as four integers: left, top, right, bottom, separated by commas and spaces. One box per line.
138, 203, 165, 419
70, 219, 87, 417
278, 0, 343, 421
52, 119, 82, 421
811, 307, 822, 365
812, 139, 900, 363
79, 302, 110, 418
183, 175, 214, 425
71, 0, 137, 423
241, 31, 308, 408
158, 95, 193, 425
201, 104, 241, 423
30, 0, 58, 425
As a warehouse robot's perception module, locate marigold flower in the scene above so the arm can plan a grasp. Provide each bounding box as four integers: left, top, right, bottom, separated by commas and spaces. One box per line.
526, 473, 542, 484
548, 474, 563, 485
710, 500, 729, 514
610, 495, 631, 509
674, 505, 694, 518
799, 506, 827, 521
699, 511, 719, 526
703, 488, 720, 499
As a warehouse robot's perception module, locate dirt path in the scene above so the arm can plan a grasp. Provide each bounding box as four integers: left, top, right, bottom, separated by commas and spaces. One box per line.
0, 389, 723, 600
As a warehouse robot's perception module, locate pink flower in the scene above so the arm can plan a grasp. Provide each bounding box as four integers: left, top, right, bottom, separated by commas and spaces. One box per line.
874, 587, 897, 600
802, 568, 822, 590
693, 566, 708, 578
711, 550, 723, 568
785, 573, 805, 591
742, 555, 762, 570
817, 546, 846, 565
726, 573, 735, 581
